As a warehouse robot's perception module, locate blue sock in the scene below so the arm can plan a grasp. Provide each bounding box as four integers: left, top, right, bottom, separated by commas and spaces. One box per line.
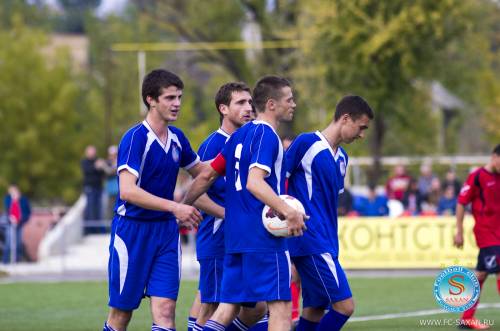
151, 323, 175, 331
296, 317, 319, 331
203, 320, 226, 331
248, 314, 268, 331
188, 316, 197, 331
226, 317, 248, 331
103, 322, 117, 331
318, 309, 350, 331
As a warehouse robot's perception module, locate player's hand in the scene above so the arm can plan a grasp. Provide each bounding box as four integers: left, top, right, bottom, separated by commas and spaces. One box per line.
285, 208, 307, 237
453, 232, 464, 249
173, 202, 202, 229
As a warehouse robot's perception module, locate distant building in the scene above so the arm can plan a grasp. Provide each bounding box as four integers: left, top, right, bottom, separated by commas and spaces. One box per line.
41, 34, 89, 71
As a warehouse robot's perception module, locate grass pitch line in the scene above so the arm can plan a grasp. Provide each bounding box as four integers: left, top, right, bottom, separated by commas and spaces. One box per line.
349, 303, 500, 322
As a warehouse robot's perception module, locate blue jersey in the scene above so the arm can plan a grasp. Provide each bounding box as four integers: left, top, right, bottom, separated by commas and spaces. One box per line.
221, 120, 286, 253
114, 121, 199, 221
285, 131, 348, 257
196, 128, 230, 259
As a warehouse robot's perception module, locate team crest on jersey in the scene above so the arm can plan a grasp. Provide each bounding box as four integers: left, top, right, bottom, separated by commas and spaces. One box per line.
171, 144, 180, 163
339, 159, 346, 177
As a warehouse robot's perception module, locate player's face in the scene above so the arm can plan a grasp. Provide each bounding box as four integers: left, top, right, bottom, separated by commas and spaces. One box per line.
341, 114, 370, 144
275, 86, 296, 122
225, 90, 253, 127
149, 86, 183, 122
492, 153, 500, 173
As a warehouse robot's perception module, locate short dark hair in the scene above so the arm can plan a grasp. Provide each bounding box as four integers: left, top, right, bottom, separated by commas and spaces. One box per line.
252, 75, 292, 113
493, 144, 500, 155
214, 82, 251, 123
334, 95, 374, 122
142, 69, 184, 109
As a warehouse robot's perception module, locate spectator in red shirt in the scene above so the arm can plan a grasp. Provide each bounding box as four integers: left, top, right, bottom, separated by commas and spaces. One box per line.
385, 164, 412, 202
2, 184, 31, 264
454, 144, 500, 330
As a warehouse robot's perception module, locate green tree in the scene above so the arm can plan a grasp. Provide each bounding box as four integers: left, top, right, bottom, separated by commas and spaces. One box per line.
0, 16, 85, 202
294, 0, 485, 182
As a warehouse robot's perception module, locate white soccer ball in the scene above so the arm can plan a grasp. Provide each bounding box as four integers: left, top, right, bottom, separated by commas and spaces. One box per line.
262, 195, 306, 237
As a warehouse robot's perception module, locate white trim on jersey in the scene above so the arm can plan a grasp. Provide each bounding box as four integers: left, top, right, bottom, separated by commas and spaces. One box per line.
122, 125, 142, 176
321, 252, 340, 287
113, 233, 128, 295
183, 155, 200, 170
275, 252, 281, 300
301, 141, 328, 200
178, 234, 182, 281
117, 165, 139, 178
137, 131, 156, 186
117, 204, 126, 216
251, 120, 283, 193
249, 162, 272, 176
213, 217, 223, 234
216, 128, 231, 139
285, 250, 291, 287
315, 131, 342, 161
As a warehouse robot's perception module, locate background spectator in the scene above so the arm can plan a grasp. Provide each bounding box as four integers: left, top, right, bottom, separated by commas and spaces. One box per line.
385, 164, 412, 201
354, 185, 389, 217
417, 163, 436, 201
2, 184, 31, 263
437, 185, 457, 215
442, 169, 461, 198
338, 188, 354, 216
402, 178, 423, 215
422, 177, 441, 215
81, 145, 106, 234
104, 145, 118, 220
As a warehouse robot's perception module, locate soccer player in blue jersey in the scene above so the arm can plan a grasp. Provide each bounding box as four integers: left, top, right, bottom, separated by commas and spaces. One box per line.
285, 95, 373, 331
184, 76, 307, 331
103, 69, 213, 331
189, 82, 268, 331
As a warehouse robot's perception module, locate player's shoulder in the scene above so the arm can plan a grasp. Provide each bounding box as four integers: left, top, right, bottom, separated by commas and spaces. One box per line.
120, 122, 147, 142
295, 132, 320, 145
168, 125, 186, 137
202, 129, 229, 145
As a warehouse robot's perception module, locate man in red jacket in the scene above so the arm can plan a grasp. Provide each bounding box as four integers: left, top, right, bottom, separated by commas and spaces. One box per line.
454, 144, 500, 330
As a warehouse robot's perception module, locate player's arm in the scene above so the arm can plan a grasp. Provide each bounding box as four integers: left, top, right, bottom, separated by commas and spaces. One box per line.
119, 170, 202, 227
185, 162, 224, 219
183, 155, 223, 206
454, 203, 466, 248
246, 167, 306, 237
454, 173, 475, 249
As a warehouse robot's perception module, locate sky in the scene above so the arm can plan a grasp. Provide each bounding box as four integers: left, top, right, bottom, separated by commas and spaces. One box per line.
43, 0, 127, 16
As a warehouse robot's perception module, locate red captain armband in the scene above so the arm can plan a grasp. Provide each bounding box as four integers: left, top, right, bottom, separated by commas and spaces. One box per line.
210, 153, 226, 176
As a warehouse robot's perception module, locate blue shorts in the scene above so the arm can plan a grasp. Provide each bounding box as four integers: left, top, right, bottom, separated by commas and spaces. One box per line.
198, 257, 224, 303
292, 252, 352, 309
220, 251, 292, 303
108, 216, 181, 310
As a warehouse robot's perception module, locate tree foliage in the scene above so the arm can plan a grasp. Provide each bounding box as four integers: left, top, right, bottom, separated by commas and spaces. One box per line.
0, 16, 85, 202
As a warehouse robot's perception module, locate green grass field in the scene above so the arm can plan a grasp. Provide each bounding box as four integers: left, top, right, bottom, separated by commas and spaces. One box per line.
0, 276, 498, 331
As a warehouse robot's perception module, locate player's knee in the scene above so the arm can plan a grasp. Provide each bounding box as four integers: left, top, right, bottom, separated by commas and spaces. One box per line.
199, 302, 218, 320
332, 298, 355, 317
476, 271, 488, 282
151, 298, 176, 323
108, 308, 132, 328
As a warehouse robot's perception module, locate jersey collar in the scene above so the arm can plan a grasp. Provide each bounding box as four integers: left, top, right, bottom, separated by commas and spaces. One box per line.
216, 128, 231, 139
252, 120, 277, 134
315, 131, 342, 161
142, 120, 173, 152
